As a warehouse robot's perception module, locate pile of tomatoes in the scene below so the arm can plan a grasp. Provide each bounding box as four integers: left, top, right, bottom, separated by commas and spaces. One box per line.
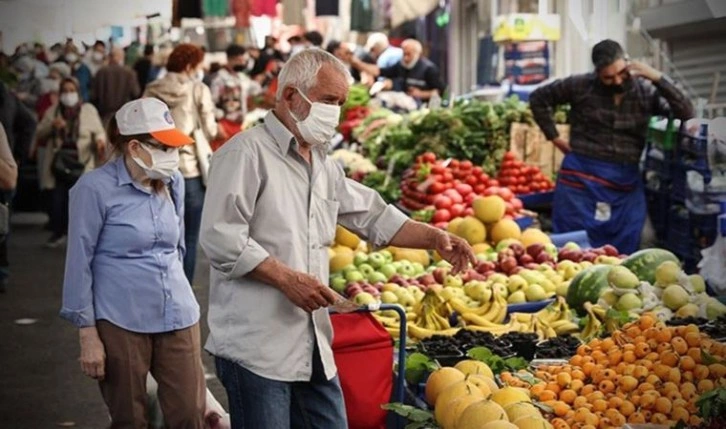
497, 152, 555, 195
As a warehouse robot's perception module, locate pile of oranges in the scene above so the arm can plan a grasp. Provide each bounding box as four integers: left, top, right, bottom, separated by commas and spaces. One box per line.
500, 314, 726, 429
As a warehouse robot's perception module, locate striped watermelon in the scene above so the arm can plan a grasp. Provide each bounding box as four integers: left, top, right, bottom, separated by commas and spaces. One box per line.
620, 248, 679, 285
566, 265, 613, 316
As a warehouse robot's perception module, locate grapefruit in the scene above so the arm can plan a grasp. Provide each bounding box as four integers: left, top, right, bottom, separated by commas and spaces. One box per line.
490, 219, 522, 244
456, 217, 487, 245
520, 229, 551, 248
454, 360, 495, 380
491, 387, 531, 408
425, 367, 465, 406
456, 400, 509, 429
435, 381, 485, 425
473, 196, 506, 223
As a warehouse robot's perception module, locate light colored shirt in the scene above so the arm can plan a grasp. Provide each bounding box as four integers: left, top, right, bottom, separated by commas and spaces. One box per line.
377, 46, 404, 69
60, 157, 200, 333
200, 111, 408, 382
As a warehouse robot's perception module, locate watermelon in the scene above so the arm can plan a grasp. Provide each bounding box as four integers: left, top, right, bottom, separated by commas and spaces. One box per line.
566, 265, 613, 316
620, 248, 679, 285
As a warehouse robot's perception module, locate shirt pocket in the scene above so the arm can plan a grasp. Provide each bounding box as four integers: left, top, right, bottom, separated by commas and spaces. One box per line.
314, 198, 339, 247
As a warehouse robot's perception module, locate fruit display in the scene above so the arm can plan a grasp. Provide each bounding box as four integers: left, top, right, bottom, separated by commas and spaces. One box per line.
534, 335, 583, 359
330, 149, 377, 175
499, 313, 726, 429
497, 151, 556, 195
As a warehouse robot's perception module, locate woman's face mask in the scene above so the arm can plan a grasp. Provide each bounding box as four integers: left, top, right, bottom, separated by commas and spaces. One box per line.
131, 142, 180, 180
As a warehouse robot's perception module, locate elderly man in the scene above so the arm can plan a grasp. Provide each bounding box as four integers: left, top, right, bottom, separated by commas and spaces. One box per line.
351, 39, 446, 101
200, 49, 475, 428
365, 32, 403, 68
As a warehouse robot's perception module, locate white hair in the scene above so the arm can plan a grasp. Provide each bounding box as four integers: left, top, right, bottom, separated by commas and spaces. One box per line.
365, 32, 390, 51
276, 48, 351, 100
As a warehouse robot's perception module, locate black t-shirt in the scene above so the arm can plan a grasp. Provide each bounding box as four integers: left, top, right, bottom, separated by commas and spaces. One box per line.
379, 57, 445, 94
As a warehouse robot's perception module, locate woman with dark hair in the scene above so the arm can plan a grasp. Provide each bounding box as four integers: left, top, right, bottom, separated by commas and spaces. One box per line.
144, 43, 222, 284
60, 97, 206, 428
36, 77, 106, 247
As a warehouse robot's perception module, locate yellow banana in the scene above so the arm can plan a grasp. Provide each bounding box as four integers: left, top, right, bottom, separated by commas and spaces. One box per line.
464, 324, 514, 335
432, 311, 451, 330
449, 297, 493, 317
407, 323, 459, 340
460, 311, 506, 328
552, 320, 580, 335
492, 295, 509, 324
385, 327, 400, 337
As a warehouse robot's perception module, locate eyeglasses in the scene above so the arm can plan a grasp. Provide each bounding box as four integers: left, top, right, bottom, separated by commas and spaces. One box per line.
139, 140, 176, 153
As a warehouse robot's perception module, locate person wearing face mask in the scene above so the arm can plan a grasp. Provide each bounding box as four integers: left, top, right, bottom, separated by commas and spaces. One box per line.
144, 43, 223, 284
529, 39, 695, 253
350, 38, 445, 101
83, 40, 107, 76
36, 77, 106, 248
199, 48, 476, 428
64, 48, 93, 102
211, 45, 262, 125
36, 61, 71, 119
60, 97, 207, 428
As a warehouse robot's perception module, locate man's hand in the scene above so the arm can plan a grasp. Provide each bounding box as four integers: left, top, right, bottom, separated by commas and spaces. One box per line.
552, 137, 571, 154
52, 117, 66, 130
407, 87, 424, 99
280, 272, 338, 313
433, 231, 477, 275
627, 60, 662, 82
79, 327, 106, 380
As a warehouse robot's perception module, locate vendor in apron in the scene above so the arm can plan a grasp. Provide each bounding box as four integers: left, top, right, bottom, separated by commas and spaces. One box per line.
529, 39, 694, 254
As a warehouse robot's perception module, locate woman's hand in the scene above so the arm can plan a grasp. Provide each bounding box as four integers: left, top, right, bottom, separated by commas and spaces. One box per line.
52, 117, 66, 130
79, 327, 106, 380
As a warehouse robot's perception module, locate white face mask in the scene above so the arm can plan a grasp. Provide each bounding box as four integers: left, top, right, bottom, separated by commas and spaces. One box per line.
92, 51, 105, 63
132, 143, 180, 180
65, 53, 78, 63
290, 88, 340, 147
60, 92, 79, 107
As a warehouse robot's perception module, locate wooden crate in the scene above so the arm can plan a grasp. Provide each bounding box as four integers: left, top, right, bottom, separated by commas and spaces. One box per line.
509, 123, 570, 178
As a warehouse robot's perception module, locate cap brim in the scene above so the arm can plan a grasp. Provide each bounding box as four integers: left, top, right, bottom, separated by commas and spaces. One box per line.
150, 128, 194, 147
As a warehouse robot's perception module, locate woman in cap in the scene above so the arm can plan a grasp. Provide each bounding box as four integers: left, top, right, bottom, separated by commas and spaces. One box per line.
60, 97, 206, 428
35, 76, 106, 248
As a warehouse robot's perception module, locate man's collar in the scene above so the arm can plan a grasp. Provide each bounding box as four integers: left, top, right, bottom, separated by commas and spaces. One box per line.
264, 110, 296, 155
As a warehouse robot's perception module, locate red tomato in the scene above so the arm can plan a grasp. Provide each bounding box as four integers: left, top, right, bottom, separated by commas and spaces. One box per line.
422, 152, 437, 163
432, 174, 444, 183
429, 182, 446, 194
465, 176, 478, 187
504, 201, 516, 214
487, 179, 500, 187
432, 209, 451, 223
512, 160, 524, 168
530, 183, 541, 192
444, 189, 464, 204
533, 173, 545, 182
503, 152, 516, 161
520, 186, 531, 194
443, 171, 454, 182
449, 159, 460, 169
464, 207, 474, 217
460, 160, 473, 170
455, 183, 473, 196
498, 187, 514, 201
450, 203, 465, 218
464, 193, 476, 205
474, 183, 486, 195
433, 195, 453, 209
472, 166, 483, 176
502, 160, 515, 169
445, 182, 454, 190
483, 187, 499, 197
479, 173, 490, 182
518, 176, 528, 185
511, 198, 523, 210
431, 165, 445, 175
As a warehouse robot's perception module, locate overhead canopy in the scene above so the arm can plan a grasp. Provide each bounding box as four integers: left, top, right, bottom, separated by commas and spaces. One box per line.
0, 0, 172, 50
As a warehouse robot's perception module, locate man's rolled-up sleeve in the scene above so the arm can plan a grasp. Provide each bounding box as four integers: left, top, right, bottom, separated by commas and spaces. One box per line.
335, 164, 408, 248
199, 147, 269, 280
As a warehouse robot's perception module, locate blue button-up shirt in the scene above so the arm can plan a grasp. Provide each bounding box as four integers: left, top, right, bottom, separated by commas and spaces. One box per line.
377, 46, 403, 69
60, 156, 200, 333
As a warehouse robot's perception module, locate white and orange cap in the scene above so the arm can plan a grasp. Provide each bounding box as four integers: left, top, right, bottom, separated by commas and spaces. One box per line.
115, 98, 194, 147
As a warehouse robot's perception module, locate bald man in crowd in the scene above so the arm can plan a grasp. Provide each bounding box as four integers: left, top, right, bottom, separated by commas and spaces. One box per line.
92, 47, 140, 125
350, 39, 445, 101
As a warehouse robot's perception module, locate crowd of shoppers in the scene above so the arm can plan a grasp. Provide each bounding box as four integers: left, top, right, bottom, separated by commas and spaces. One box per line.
0, 32, 449, 428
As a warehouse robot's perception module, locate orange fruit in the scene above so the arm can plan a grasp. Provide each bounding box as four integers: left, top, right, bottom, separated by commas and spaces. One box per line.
639, 393, 657, 410
672, 406, 690, 423
653, 364, 670, 380
570, 355, 583, 367
619, 375, 638, 392
668, 367, 682, 384
607, 350, 622, 366
651, 412, 669, 424
554, 401, 571, 417
693, 365, 710, 380
598, 380, 615, 394
608, 396, 624, 409
629, 411, 647, 424
633, 365, 649, 380
680, 356, 696, 371
570, 379, 584, 393
571, 370, 586, 381
709, 363, 726, 378
539, 390, 558, 402
637, 382, 656, 395
622, 351, 637, 364
635, 343, 650, 359
582, 362, 596, 377
592, 399, 608, 412
685, 332, 701, 348
573, 396, 589, 409
557, 372, 573, 388
654, 397, 672, 414
645, 374, 661, 386
655, 327, 672, 343
666, 390, 683, 402
661, 351, 679, 367
580, 384, 595, 397
619, 400, 636, 417
672, 337, 688, 355
686, 348, 702, 364
698, 379, 715, 393
561, 389, 578, 405
657, 342, 673, 354
577, 345, 592, 356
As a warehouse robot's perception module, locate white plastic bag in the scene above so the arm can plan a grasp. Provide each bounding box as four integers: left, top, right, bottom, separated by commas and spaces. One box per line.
699, 234, 726, 296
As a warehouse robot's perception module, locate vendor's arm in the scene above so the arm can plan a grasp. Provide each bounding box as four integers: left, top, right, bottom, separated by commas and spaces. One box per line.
529, 76, 578, 151
199, 147, 337, 312
334, 165, 476, 274
407, 87, 439, 101
350, 56, 382, 78
628, 61, 695, 120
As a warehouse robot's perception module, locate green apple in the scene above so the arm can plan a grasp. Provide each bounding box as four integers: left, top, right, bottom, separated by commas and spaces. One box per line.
368, 252, 386, 269
525, 284, 548, 302
411, 262, 425, 276
368, 271, 387, 284
436, 260, 453, 268
485, 252, 498, 262
357, 263, 375, 277
345, 270, 364, 283
492, 282, 508, 298
507, 290, 526, 304
507, 275, 527, 294
379, 264, 397, 280
353, 252, 369, 266
394, 288, 415, 307
544, 243, 558, 259
563, 241, 580, 250
470, 282, 492, 302
398, 262, 416, 278
380, 250, 393, 263
331, 276, 348, 293
615, 293, 643, 311
555, 281, 570, 297
689, 274, 706, 294
354, 292, 377, 305
440, 287, 458, 301
476, 253, 488, 261
488, 273, 508, 285
380, 291, 398, 304
444, 275, 463, 288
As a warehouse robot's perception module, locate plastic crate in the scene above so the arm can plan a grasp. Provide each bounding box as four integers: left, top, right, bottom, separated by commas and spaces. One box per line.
665, 206, 691, 258
645, 188, 670, 240
671, 163, 688, 203
689, 211, 719, 250
643, 154, 673, 182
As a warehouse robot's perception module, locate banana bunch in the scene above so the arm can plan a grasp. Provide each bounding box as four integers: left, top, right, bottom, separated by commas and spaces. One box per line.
580, 301, 604, 341
448, 292, 508, 325
535, 297, 580, 336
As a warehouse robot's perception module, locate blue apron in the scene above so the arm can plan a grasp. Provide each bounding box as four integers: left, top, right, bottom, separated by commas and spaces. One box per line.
552, 153, 645, 254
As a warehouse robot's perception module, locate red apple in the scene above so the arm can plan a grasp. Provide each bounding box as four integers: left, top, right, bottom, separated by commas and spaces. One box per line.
526, 244, 546, 258
535, 252, 553, 264
519, 254, 534, 265
602, 244, 619, 257
500, 256, 518, 273
524, 263, 540, 270
509, 243, 525, 258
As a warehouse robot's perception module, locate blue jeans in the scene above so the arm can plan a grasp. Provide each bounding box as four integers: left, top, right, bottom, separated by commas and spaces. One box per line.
183, 177, 205, 283
214, 345, 347, 429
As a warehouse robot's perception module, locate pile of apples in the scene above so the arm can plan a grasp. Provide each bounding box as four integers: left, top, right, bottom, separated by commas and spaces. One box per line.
497, 152, 555, 195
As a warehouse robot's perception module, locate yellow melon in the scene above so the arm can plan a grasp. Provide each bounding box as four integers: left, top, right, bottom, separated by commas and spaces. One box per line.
490, 387, 531, 408
513, 416, 552, 429
520, 228, 552, 248
505, 402, 542, 422
471, 243, 492, 256
335, 225, 361, 249
447, 217, 465, 235
455, 400, 509, 429
394, 248, 431, 267
456, 216, 487, 245
329, 252, 354, 273
425, 367, 465, 406
473, 196, 506, 223
331, 244, 355, 256
480, 422, 519, 429
466, 374, 493, 398
439, 397, 483, 429
455, 360, 495, 379
490, 219, 522, 244
434, 381, 485, 425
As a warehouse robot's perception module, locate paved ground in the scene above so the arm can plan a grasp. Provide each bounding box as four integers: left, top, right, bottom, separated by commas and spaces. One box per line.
0, 213, 228, 429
